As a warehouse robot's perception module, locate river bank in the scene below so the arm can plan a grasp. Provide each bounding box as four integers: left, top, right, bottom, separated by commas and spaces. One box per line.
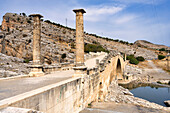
80, 81, 170, 113
81, 60, 170, 113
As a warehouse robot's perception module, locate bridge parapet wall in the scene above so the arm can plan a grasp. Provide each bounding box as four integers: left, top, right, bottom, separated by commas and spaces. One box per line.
0, 77, 83, 113
0, 52, 125, 113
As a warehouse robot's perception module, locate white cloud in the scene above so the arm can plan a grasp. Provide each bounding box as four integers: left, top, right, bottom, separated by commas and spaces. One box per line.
114, 15, 138, 24
84, 5, 124, 22
113, 0, 164, 5
86, 6, 123, 16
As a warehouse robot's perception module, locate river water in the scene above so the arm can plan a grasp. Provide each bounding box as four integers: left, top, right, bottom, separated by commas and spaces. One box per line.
121, 83, 170, 107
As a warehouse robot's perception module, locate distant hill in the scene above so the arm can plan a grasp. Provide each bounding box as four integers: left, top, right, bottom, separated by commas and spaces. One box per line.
134, 40, 170, 50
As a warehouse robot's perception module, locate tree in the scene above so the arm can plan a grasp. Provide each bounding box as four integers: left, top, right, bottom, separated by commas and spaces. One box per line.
22, 13, 26, 17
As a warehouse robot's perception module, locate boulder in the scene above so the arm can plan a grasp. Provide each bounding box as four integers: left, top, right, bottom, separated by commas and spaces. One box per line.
164, 100, 170, 107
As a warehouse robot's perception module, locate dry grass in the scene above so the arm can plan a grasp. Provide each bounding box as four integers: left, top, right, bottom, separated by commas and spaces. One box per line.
152, 59, 170, 74
138, 60, 153, 69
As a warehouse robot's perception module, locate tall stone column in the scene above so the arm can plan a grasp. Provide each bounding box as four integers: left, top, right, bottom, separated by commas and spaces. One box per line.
73, 9, 86, 66
29, 14, 44, 77
73, 9, 87, 77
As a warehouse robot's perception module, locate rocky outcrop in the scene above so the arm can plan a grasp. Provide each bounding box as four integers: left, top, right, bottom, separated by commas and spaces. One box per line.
124, 65, 142, 76
0, 13, 75, 64
0, 53, 29, 78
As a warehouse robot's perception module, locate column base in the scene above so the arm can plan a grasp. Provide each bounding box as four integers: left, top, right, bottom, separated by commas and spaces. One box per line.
29, 65, 44, 77
72, 66, 87, 77
29, 71, 44, 77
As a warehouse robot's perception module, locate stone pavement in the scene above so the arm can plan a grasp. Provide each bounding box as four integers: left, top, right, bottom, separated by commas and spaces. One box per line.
0, 54, 106, 101
0, 70, 74, 100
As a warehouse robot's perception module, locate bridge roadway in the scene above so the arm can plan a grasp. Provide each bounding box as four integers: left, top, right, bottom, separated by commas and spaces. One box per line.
0, 54, 106, 101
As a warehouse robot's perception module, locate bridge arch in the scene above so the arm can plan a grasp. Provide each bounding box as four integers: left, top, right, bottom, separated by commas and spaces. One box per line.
98, 54, 126, 101
109, 55, 125, 82
116, 58, 123, 81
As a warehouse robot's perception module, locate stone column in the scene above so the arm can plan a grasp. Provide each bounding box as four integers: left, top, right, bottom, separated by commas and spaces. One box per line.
124, 53, 126, 61
73, 9, 86, 66
29, 14, 44, 77
73, 9, 87, 77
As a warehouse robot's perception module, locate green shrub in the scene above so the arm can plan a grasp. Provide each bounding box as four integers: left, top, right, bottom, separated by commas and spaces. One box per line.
84, 44, 109, 53
136, 56, 145, 61
159, 48, 165, 51
129, 57, 139, 65
158, 55, 165, 60
126, 55, 134, 60
24, 59, 29, 63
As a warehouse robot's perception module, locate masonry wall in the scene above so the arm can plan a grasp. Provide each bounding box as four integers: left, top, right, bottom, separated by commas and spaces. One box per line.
0, 78, 82, 113
0, 70, 102, 113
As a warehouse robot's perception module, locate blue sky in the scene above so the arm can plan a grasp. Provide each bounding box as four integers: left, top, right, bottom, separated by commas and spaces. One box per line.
0, 0, 170, 46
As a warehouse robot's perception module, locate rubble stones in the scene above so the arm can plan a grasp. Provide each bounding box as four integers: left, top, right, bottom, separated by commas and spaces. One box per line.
0, 53, 29, 77
105, 81, 170, 111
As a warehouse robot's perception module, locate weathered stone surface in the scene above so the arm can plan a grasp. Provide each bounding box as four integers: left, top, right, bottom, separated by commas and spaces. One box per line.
0, 53, 29, 77
29, 14, 44, 77
0, 107, 43, 113
73, 9, 86, 66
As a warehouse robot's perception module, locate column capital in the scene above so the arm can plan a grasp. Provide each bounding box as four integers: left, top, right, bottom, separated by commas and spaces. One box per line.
73, 9, 86, 14
29, 14, 43, 18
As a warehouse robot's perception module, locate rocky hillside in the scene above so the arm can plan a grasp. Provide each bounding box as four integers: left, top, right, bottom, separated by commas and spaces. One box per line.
0, 53, 29, 78
134, 40, 170, 50
0, 13, 158, 65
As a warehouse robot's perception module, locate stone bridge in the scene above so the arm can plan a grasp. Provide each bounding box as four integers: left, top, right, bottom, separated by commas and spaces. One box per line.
0, 9, 130, 113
